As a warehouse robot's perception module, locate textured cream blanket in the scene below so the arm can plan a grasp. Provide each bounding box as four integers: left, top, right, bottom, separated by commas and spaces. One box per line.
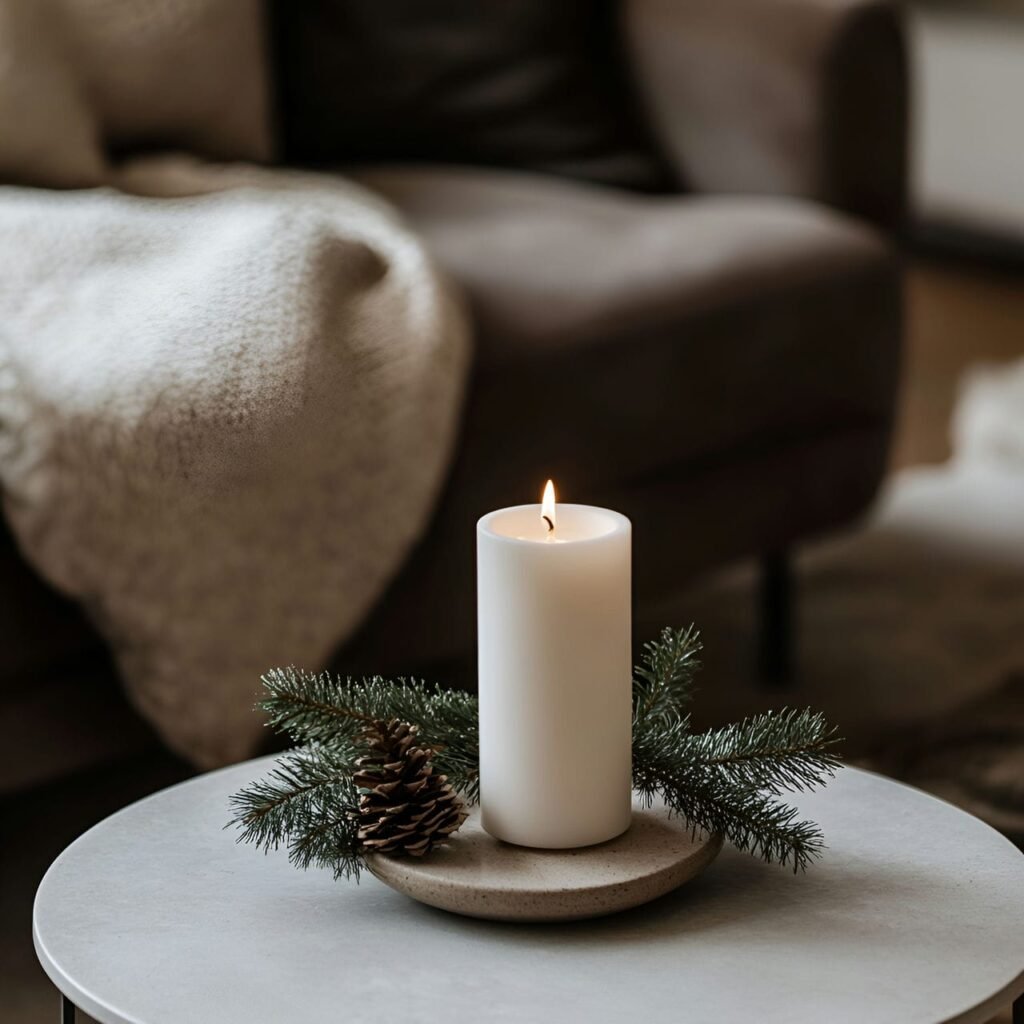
0, 157, 469, 766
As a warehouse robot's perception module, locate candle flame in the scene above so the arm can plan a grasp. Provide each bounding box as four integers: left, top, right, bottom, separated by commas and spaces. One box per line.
541, 479, 556, 533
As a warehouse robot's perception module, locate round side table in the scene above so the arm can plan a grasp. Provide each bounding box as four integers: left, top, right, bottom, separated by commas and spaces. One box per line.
35, 761, 1024, 1024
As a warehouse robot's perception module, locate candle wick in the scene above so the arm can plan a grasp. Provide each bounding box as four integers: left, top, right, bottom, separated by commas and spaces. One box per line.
542, 515, 554, 534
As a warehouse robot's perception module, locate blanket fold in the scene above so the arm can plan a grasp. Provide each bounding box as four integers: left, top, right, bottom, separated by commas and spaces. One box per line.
0, 156, 470, 765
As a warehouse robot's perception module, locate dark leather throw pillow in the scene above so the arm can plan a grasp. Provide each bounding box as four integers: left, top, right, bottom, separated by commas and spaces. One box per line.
270, 0, 674, 192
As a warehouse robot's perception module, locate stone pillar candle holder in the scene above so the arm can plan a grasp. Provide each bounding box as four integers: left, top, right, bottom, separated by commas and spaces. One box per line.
366, 795, 722, 922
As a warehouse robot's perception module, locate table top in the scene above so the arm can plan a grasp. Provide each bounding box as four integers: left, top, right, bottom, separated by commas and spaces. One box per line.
34, 759, 1024, 1024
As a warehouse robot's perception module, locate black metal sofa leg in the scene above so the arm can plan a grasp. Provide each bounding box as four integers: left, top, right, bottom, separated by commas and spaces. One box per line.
757, 550, 793, 688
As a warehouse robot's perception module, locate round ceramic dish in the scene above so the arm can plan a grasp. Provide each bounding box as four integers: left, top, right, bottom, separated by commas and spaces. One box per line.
366, 796, 722, 922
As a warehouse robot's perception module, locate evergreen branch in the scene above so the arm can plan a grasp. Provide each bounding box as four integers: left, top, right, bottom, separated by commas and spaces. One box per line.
227, 742, 365, 879
684, 709, 842, 796
285, 783, 363, 881
259, 669, 480, 803
259, 668, 376, 742
668, 775, 825, 873
632, 721, 831, 872
632, 625, 702, 728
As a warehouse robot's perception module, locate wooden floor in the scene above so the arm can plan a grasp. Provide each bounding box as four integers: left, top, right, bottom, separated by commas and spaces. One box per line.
893, 262, 1024, 468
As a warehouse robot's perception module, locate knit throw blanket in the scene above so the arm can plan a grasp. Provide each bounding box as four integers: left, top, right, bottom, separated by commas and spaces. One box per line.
0, 157, 470, 766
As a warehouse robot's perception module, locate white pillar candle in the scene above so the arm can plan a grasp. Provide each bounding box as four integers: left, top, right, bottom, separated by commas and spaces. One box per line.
477, 482, 632, 848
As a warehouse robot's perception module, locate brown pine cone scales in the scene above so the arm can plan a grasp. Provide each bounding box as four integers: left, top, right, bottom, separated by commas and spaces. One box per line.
353, 718, 468, 857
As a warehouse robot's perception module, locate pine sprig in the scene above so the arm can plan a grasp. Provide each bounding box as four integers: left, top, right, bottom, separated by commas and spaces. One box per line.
227, 742, 364, 879
685, 709, 842, 796
260, 669, 480, 802
229, 625, 843, 880
632, 721, 831, 872
259, 668, 374, 742
628, 632, 840, 871
632, 625, 702, 728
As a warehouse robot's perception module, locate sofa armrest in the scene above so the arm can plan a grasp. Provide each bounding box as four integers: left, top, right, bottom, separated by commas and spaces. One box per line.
624, 0, 908, 228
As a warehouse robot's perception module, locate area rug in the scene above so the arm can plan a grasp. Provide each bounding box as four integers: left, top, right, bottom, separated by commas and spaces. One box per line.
662, 358, 1024, 846
865, 672, 1024, 844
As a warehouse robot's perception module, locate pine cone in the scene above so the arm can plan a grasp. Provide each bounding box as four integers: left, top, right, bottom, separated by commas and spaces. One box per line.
353, 718, 468, 857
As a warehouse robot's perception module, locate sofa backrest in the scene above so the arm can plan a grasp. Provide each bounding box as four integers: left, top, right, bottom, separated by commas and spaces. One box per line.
0, 0, 270, 189
269, 0, 674, 192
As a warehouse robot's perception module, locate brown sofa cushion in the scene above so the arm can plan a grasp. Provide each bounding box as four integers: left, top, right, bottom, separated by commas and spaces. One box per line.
355, 166, 900, 490
272, 0, 672, 191
0, 519, 101, 683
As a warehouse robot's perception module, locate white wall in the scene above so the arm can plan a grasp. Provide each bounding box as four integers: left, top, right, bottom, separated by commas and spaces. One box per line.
912, 5, 1024, 236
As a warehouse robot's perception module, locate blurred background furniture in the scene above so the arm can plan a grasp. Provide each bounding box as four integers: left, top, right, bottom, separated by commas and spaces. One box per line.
910, 0, 1024, 263
1, 0, 906, 794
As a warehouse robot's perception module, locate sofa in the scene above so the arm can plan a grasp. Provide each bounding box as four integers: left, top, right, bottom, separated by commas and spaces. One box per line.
1, 0, 906, 793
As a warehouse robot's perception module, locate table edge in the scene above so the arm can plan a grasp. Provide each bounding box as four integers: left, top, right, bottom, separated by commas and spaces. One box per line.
31, 760, 1024, 1024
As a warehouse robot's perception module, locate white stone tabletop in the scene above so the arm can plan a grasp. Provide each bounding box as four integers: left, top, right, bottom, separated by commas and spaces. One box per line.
33, 759, 1024, 1024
